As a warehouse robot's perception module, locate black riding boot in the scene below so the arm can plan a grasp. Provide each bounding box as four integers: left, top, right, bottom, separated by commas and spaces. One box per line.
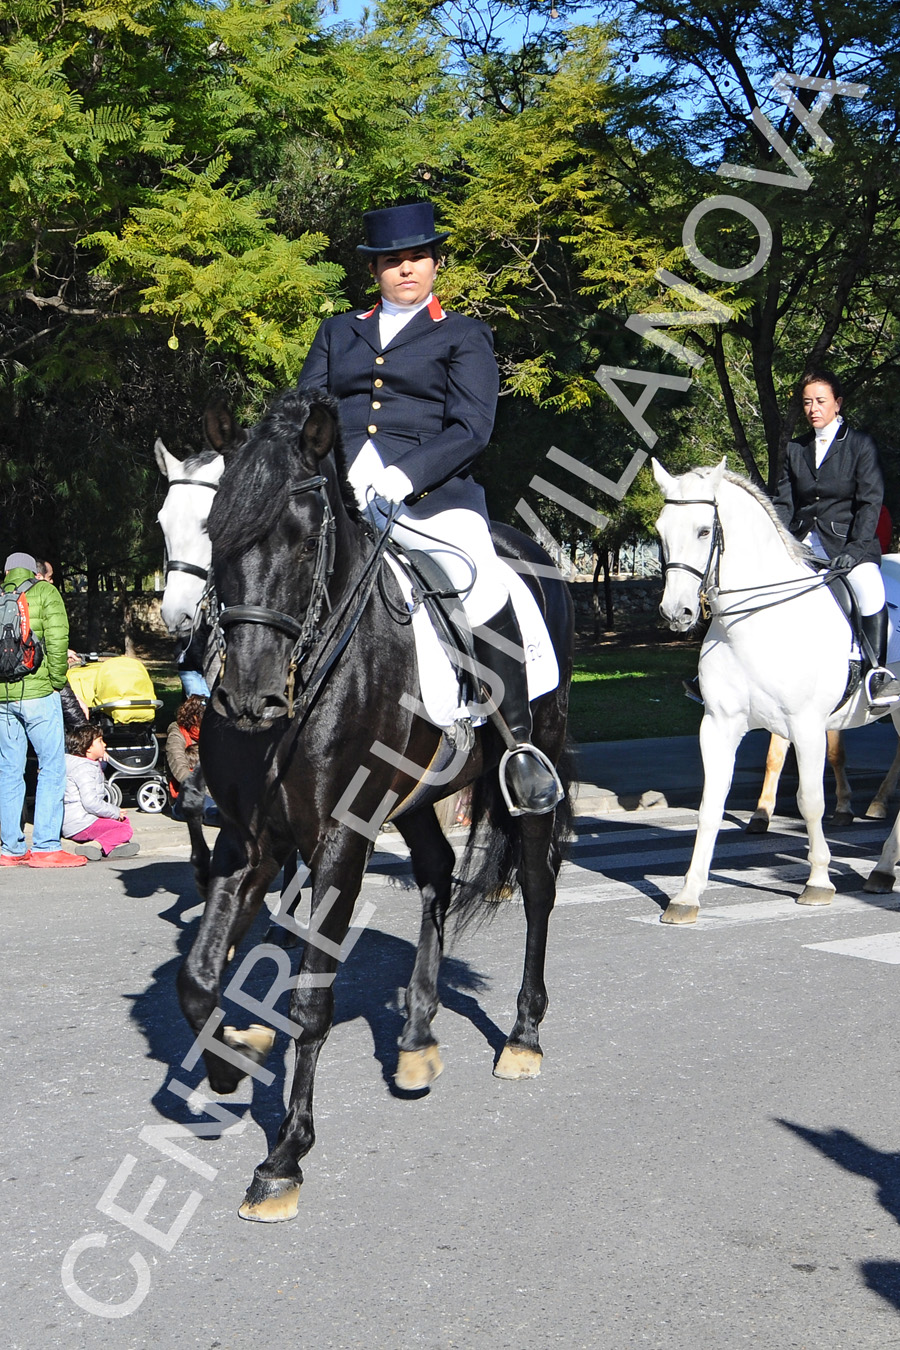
863, 607, 899, 704
473, 599, 562, 815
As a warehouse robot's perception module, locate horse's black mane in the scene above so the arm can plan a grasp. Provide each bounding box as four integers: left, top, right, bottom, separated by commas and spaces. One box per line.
183, 447, 223, 471
209, 387, 361, 559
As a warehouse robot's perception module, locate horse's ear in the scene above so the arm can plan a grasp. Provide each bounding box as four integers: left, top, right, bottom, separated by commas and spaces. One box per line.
203, 394, 242, 457
301, 403, 337, 462
154, 437, 179, 480
651, 458, 676, 495
710, 457, 728, 489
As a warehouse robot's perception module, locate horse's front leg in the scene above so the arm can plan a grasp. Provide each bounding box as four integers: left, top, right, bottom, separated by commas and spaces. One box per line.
177, 826, 282, 1094
663, 711, 745, 924
238, 833, 371, 1224
494, 810, 561, 1080
792, 724, 834, 905
747, 733, 789, 834
393, 806, 456, 1090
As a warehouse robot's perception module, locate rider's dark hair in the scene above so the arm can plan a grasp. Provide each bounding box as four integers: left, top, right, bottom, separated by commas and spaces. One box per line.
800, 368, 843, 400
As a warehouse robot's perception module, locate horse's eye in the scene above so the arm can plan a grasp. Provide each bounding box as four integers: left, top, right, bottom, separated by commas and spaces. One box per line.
304, 537, 318, 553
698, 527, 711, 539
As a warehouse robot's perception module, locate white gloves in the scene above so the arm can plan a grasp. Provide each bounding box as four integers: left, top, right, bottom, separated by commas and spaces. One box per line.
371, 464, 414, 504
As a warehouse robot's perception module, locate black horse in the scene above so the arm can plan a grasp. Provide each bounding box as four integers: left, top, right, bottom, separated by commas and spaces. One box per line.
176, 387, 574, 1222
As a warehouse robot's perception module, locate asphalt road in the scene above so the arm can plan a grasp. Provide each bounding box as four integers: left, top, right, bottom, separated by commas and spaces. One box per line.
5, 745, 900, 1349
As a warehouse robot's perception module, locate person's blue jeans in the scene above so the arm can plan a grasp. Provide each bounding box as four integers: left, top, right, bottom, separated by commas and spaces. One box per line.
0, 692, 66, 855
179, 670, 210, 697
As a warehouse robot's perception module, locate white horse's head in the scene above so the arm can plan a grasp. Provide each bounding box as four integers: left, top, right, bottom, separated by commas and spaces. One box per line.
653, 457, 727, 632
155, 438, 225, 635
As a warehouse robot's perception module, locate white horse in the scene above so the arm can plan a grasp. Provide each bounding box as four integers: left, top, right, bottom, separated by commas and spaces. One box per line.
653, 458, 900, 924
154, 438, 224, 638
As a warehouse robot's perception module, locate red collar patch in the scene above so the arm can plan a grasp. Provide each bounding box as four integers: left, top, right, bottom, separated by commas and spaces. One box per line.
358, 303, 380, 319
428, 296, 446, 321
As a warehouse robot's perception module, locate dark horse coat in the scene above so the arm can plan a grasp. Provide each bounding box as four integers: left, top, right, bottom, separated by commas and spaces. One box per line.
772, 422, 884, 566
298, 298, 499, 523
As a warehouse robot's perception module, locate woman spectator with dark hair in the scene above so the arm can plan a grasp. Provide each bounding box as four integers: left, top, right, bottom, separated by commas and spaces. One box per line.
166, 694, 218, 824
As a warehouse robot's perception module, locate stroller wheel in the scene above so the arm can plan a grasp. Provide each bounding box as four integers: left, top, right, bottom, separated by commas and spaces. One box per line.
103, 780, 123, 809
137, 780, 168, 814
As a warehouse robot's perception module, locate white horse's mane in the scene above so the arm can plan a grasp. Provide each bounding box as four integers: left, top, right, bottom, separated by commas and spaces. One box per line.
687, 464, 809, 565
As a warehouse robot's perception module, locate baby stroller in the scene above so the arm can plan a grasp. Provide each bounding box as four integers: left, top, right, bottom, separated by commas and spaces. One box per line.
69, 656, 169, 813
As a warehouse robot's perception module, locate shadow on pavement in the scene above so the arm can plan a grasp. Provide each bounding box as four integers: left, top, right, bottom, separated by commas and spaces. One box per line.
778, 1118, 900, 1313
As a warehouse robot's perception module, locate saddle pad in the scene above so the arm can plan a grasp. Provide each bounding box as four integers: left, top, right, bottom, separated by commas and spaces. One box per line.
882, 555, 900, 665
383, 555, 560, 729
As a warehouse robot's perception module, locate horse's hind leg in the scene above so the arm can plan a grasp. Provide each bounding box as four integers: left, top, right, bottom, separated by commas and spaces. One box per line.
748, 733, 788, 834
865, 729, 900, 820
827, 730, 853, 826
494, 811, 560, 1080
393, 807, 455, 1090
177, 827, 282, 1094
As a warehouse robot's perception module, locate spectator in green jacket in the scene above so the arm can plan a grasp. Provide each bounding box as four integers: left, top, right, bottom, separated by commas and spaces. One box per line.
0, 552, 86, 867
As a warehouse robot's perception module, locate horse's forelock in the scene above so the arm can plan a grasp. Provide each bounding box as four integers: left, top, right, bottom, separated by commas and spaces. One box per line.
208, 388, 358, 559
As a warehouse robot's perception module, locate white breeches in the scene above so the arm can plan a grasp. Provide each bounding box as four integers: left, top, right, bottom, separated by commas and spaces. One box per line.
806, 533, 885, 616
348, 440, 509, 626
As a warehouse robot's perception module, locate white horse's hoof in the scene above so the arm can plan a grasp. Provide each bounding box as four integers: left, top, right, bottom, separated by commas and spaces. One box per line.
864, 870, 896, 895
865, 802, 888, 820
660, 902, 699, 925
796, 885, 834, 906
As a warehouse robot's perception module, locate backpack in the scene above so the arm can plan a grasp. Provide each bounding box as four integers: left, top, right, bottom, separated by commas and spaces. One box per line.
0, 580, 44, 682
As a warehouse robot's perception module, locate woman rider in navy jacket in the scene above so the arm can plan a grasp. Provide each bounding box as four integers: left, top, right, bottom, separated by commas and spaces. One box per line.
773, 368, 897, 703
299, 201, 561, 813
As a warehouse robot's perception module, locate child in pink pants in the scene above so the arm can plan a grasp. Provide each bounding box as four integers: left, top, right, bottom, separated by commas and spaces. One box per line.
63, 723, 139, 860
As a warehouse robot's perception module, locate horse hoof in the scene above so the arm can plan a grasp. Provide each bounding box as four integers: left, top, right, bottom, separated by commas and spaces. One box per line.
223, 1023, 276, 1062
395, 1045, 443, 1090
493, 1044, 542, 1080
796, 885, 835, 906
745, 814, 770, 835
238, 1174, 302, 1223
864, 870, 896, 894
830, 811, 854, 828
865, 803, 887, 820
660, 902, 699, 925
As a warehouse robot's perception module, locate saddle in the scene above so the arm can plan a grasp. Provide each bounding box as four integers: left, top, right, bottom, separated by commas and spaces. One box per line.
386, 542, 477, 707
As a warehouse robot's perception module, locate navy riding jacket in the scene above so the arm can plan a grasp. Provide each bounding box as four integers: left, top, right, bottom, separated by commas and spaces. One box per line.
772, 422, 884, 566
298, 298, 499, 521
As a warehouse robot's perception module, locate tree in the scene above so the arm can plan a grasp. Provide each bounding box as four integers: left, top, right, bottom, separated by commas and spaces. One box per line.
593, 0, 900, 492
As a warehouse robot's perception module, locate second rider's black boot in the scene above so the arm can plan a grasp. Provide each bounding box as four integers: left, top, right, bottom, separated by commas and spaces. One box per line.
472, 599, 563, 815
863, 607, 900, 706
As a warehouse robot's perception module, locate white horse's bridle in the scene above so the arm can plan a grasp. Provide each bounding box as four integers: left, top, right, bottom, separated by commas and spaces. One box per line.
162, 476, 221, 584
661, 496, 724, 616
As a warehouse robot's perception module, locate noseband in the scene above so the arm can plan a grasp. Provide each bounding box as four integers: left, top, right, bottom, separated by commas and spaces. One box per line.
661, 497, 724, 616
163, 476, 221, 583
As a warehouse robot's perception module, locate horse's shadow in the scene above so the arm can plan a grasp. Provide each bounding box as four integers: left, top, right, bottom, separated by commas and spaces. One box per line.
778, 1118, 900, 1312
120, 860, 505, 1148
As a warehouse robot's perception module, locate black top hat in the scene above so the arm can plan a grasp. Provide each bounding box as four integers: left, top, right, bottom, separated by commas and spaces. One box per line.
357, 202, 450, 256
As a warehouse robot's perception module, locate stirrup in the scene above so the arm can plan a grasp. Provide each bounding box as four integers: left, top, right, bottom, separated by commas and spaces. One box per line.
498, 743, 564, 817
865, 666, 900, 708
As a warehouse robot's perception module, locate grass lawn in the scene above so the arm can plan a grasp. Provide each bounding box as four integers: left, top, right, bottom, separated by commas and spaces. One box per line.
139, 630, 705, 745
568, 637, 703, 742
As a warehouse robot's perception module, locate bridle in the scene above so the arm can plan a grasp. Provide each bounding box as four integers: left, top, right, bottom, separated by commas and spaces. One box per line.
661, 497, 724, 618
162, 476, 221, 583
216, 474, 338, 707
662, 493, 834, 619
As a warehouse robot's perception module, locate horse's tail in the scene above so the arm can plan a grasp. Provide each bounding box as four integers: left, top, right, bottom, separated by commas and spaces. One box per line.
449, 745, 574, 932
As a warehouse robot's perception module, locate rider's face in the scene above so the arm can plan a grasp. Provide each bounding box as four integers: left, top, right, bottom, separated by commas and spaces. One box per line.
802, 381, 843, 431
369, 248, 438, 307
